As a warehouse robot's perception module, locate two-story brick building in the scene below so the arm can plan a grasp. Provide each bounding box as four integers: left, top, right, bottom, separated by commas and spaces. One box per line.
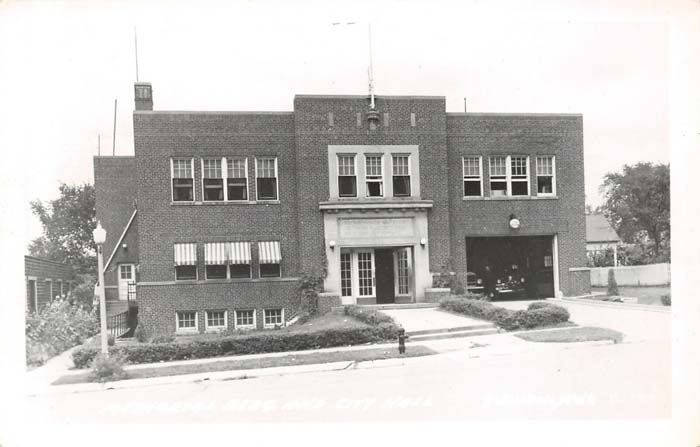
94, 82, 590, 335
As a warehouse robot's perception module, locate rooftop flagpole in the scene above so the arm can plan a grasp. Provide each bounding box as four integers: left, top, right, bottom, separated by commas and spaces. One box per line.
368, 22, 375, 110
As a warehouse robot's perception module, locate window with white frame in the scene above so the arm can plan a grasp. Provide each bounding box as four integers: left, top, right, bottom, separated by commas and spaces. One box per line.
176, 311, 198, 332
510, 156, 529, 196
462, 156, 483, 197
337, 154, 357, 197
227, 158, 248, 201
205, 310, 227, 331
235, 309, 256, 329
392, 154, 411, 197
202, 158, 224, 201
489, 156, 508, 196
365, 154, 383, 197
263, 308, 284, 327
255, 158, 278, 201
172, 158, 194, 202
536, 156, 556, 196
488, 156, 530, 197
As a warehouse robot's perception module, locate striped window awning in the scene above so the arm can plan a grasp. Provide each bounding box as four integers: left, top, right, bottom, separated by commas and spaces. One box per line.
258, 241, 281, 264
227, 242, 251, 265
204, 242, 251, 265
174, 243, 197, 266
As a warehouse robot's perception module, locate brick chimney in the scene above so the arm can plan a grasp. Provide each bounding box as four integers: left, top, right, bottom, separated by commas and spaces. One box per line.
134, 82, 153, 111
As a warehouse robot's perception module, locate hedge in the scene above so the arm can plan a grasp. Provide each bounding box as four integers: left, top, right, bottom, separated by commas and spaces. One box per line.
344, 305, 396, 326
440, 298, 570, 331
72, 324, 399, 369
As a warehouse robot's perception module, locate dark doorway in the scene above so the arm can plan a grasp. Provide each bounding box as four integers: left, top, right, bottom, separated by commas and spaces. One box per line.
375, 248, 395, 304
465, 236, 554, 300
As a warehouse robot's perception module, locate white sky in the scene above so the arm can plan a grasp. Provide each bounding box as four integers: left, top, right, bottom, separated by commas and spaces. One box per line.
0, 0, 678, 249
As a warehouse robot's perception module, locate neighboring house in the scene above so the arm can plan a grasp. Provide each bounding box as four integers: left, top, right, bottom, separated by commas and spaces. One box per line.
25, 255, 75, 313
585, 213, 621, 266
94, 81, 589, 335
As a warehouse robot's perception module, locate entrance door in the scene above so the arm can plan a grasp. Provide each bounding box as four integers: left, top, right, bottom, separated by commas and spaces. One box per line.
394, 247, 413, 298
356, 251, 376, 299
118, 264, 135, 301
375, 248, 395, 304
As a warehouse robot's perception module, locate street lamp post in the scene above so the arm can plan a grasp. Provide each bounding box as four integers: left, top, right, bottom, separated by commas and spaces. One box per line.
93, 221, 109, 356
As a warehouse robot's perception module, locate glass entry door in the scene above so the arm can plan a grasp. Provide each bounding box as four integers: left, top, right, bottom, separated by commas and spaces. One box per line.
356, 250, 376, 298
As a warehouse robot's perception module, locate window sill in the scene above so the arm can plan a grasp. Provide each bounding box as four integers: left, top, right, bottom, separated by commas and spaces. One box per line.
464, 195, 559, 201
171, 200, 280, 206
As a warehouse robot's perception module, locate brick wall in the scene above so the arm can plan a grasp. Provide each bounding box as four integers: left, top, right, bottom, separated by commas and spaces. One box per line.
568, 268, 592, 296
293, 95, 452, 274
25, 256, 75, 311
94, 156, 139, 296
446, 114, 588, 295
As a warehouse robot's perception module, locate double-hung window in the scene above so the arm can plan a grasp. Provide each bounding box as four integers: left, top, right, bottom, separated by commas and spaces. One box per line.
255, 157, 278, 201
337, 155, 357, 197
510, 156, 529, 196
488, 156, 530, 197
392, 154, 411, 197
202, 158, 224, 201
462, 156, 483, 197
227, 158, 248, 201
172, 158, 194, 202
536, 156, 556, 196
365, 154, 384, 197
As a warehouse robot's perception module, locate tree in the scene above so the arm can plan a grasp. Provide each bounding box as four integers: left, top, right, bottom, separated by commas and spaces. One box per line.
29, 183, 97, 274
599, 162, 670, 262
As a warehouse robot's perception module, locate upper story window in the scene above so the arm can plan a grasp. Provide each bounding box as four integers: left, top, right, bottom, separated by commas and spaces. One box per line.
488, 155, 530, 197
392, 154, 411, 197
202, 158, 224, 201
227, 158, 248, 201
365, 154, 384, 197
255, 157, 278, 201
171, 158, 194, 202
337, 155, 357, 197
536, 156, 556, 196
462, 156, 483, 197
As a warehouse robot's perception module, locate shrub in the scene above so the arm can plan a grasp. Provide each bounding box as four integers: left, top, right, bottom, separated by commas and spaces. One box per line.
298, 272, 325, 317
90, 353, 127, 383
344, 305, 396, 326
660, 294, 671, 306
68, 273, 97, 308
107, 334, 115, 346
607, 269, 619, 296
527, 301, 555, 311
133, 324, 149, 343
440, 297, 570, 332
26, 298, 99, 367
72, 324, 399, 369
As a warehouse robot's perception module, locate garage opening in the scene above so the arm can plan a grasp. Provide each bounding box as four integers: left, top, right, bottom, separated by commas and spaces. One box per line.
465, 236, 555, 300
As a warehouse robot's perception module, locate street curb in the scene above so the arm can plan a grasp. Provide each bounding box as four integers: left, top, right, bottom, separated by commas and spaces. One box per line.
35, 360, 358, 396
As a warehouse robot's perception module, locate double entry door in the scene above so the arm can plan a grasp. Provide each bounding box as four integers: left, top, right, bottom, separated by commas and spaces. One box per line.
340, 247, 413, 304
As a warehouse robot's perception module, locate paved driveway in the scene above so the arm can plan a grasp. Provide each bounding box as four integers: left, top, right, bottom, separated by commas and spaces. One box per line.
496, 299, 670, 342
379, 308, 489, 333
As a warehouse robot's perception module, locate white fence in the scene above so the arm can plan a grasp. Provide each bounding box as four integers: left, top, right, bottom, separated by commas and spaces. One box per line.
590, 263, 671, 287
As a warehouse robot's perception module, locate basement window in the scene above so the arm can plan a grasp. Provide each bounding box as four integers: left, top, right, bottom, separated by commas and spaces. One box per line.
176, 311, 198, 333
263, 308, 284, 327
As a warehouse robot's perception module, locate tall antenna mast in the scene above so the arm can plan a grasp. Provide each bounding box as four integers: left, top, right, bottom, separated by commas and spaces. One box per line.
98, 134, 101, 156
112, 99, 117, 156
368, 23, 375, 110
134, 27, 139, 82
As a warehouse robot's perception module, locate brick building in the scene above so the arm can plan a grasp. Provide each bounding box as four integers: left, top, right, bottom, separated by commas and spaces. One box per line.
25, 255, 75, 313
94, 82, 590, 335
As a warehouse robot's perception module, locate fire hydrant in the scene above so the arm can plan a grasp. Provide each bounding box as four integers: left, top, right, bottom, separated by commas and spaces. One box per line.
398, 328, 408, 354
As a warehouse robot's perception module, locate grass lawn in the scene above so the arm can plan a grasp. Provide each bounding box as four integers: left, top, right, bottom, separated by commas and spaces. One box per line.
515, 326, 624, 344
591, 286, 670, 306
53, 345, 436, 385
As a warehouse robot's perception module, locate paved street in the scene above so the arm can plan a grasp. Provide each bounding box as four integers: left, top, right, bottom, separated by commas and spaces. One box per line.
19, 300, 671, 424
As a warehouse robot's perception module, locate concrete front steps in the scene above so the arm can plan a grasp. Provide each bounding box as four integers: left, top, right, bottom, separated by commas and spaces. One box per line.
406, 323, 500, 342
